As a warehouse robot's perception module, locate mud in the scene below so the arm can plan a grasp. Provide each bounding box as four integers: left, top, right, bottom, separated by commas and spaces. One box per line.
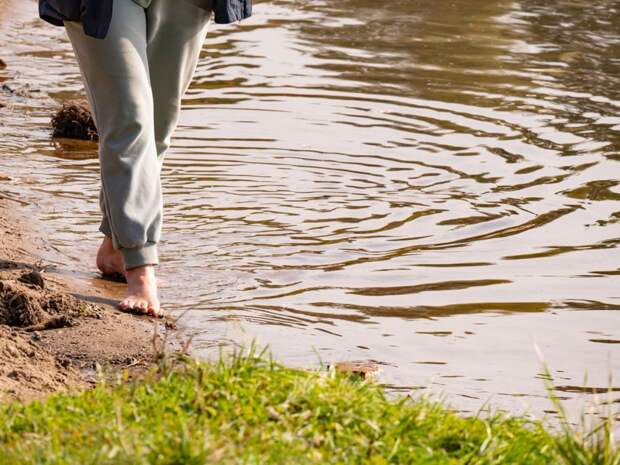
51, 100, 98, 141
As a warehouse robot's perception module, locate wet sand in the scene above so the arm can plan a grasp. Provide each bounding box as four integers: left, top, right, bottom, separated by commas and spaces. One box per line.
0, 195, 177, 402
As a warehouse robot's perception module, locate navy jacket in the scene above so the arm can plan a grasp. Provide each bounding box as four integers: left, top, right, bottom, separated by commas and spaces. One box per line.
39, 0, 252, 39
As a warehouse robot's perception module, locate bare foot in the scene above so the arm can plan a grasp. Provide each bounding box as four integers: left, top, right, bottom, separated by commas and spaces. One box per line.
118, 265, 161, 317
96, 236, 126, 280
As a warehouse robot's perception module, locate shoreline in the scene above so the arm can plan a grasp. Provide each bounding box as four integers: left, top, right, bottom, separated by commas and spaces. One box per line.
0, 187, 615, 460
0, 195, 177, 402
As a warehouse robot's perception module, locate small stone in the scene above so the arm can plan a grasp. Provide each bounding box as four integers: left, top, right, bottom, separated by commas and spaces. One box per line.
5, 344, 19, 357
31, 331, 42, 341
333, 361, 381, 381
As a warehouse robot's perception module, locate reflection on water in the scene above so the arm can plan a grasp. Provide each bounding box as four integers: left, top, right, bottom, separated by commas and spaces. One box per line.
1, 0, 619, 416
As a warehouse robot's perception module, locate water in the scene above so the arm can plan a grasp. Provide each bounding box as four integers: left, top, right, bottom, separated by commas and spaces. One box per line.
1, 0, 619, 417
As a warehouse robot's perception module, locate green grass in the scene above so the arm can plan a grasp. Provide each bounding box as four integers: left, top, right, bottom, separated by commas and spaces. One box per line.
541, 364, 620, 465
0, 347, 616, 465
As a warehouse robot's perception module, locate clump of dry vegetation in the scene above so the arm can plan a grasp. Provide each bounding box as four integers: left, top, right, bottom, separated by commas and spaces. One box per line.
51, 101, 98, 141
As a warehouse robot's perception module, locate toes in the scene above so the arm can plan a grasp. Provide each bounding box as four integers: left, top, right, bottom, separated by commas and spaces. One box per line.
119, 297, 162, 318
147, 304, 162, 318
119, 298, 146, 314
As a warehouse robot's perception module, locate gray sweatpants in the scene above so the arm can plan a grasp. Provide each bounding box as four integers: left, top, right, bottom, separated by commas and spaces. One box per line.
65, 0, 212, 269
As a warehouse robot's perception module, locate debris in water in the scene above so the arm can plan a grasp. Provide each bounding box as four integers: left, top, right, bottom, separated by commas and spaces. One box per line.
51, 100, 98, 141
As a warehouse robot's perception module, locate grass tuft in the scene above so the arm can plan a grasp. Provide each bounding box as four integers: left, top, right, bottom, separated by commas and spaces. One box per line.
541, 363, 619, 465
0, 345, 617, 464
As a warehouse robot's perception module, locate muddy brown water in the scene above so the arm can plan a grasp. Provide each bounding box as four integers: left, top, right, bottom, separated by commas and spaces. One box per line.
1, 0, 619, 418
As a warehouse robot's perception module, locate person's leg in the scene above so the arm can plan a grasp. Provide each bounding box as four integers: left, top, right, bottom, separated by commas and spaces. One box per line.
65, 0, 161, 315
120, 0, 213, 313
69, 65, 125, 280
146, 0, 213, 161
121, 0, 213, 313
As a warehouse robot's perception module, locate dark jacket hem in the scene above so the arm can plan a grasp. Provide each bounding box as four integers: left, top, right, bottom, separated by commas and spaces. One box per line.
39, 0, 251, 39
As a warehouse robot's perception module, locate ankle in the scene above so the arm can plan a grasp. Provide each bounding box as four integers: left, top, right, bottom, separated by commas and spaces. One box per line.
126, 265, 156, 279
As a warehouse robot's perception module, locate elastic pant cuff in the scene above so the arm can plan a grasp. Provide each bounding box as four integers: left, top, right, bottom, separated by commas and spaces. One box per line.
121, 242, 159, 270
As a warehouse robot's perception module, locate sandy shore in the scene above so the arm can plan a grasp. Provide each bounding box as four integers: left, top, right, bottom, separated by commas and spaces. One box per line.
0, 196, 178, 402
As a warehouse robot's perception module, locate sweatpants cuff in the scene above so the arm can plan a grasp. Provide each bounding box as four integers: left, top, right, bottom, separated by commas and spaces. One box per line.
121, 242, 159, 270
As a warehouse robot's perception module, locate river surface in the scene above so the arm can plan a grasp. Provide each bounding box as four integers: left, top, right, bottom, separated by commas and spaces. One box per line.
1, 0, 619, 418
